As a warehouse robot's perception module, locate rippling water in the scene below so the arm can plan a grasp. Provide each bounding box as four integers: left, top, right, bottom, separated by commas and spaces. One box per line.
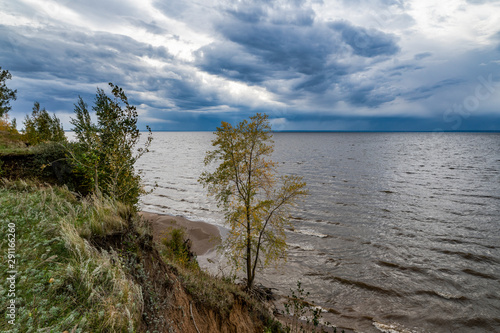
136, 132, 500, 333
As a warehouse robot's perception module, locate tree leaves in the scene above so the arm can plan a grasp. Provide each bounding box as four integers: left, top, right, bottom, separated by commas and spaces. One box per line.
23, 102, 66, 145
199, 113, 308, 289
0, 67, 17, 118
68, 83, 153, 208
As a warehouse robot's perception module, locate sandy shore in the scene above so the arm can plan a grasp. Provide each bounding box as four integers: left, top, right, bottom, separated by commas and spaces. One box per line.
139, 211, 221, 255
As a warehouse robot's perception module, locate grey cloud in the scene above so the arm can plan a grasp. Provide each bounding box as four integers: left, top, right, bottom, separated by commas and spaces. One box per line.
330, 21, 400, 57
218, 22, 339, 75
3, 0, 499, 131
346, 84, 397, 107
293, 65, 350, 93
404, 79, 465, 101
195, 6, 402, 107
195, 14, 349, 96
196, 42, 276, 83
0, 25, 173, 83
225, 6, 267, 23
152, 0, 194, 20
414, 52, 432, 60
224, 0, 315, 24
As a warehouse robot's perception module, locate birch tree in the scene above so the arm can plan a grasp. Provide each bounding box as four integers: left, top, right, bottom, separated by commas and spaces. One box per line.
199, 113, 307, 290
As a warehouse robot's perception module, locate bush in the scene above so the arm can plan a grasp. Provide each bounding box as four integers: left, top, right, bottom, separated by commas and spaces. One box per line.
161, 228, 198, 269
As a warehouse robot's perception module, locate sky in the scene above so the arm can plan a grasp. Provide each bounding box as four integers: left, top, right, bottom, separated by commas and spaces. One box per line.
1, 0, 500, 131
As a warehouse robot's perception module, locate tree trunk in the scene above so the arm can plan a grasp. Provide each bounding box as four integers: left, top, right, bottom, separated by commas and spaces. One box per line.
246, 211, 253, 289
247, 221, 253, 289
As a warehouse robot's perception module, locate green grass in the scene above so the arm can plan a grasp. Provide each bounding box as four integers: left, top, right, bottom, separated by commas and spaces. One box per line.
0, 180, 142, 332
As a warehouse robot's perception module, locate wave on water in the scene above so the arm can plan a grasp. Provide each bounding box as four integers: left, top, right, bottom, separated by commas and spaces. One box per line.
291, 228, 329, 238
432, 248, 500, 265
288, 243, 315, 251
373, 322, 419, 333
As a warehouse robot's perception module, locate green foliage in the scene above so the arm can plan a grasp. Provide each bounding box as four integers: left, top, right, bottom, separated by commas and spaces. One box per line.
29, 142, 75, 185
23, 102, 66, 145
68, 83, 152, 207
0, 66, 17, 117
161, 228, 199, 270
199, 113, 308, 289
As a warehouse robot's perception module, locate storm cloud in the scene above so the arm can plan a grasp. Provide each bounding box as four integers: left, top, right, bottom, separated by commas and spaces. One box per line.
1, 0, 499, 131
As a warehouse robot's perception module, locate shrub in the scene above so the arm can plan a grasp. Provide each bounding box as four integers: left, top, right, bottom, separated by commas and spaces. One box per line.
161, 228, 198, 269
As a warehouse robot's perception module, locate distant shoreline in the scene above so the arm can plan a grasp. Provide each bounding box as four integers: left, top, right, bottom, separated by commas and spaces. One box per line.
64, 130, 500, 133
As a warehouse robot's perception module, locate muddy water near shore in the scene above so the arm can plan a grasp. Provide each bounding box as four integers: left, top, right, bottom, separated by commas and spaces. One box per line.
137, 132, 500, 333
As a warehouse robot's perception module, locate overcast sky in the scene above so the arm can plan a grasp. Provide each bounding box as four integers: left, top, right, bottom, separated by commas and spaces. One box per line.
1, 0, 500, 131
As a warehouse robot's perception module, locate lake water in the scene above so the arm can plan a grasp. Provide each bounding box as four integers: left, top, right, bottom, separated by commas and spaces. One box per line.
136, 132, 500, 333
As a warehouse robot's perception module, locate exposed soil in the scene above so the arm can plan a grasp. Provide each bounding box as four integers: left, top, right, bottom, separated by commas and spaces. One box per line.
90, 221, 267, 333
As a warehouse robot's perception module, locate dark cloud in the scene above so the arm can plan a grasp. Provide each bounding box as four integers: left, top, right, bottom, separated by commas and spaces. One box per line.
196, 6, 401, 106
404, 79, 464, 101
329, 21, 400, 57
345, 84, 398, 107
216, 22, 339, 75
197, 0, 338, 81
195, 10, 350, 97
0, 25, 172, 84
195, 42, 275, 83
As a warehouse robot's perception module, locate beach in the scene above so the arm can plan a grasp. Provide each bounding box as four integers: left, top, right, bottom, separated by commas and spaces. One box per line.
139, 211, 221, 256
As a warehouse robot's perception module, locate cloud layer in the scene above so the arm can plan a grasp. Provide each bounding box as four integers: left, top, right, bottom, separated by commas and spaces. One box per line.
1, 0, 499, 131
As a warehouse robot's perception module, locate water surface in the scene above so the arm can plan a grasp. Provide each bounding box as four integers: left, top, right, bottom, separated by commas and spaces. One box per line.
137, 132, 500, 333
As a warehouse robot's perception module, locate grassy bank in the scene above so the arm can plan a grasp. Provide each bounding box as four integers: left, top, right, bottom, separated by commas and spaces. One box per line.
0, 180, 281, 332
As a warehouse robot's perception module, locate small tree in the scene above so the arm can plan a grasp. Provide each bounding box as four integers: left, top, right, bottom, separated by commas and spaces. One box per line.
23, 102, 66, 145
68, 83, 152, 207
199, 113, 307, 290
0, 67, 17, 118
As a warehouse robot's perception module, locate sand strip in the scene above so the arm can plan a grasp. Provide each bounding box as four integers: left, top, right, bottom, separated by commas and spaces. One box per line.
139, 211, 221, 255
